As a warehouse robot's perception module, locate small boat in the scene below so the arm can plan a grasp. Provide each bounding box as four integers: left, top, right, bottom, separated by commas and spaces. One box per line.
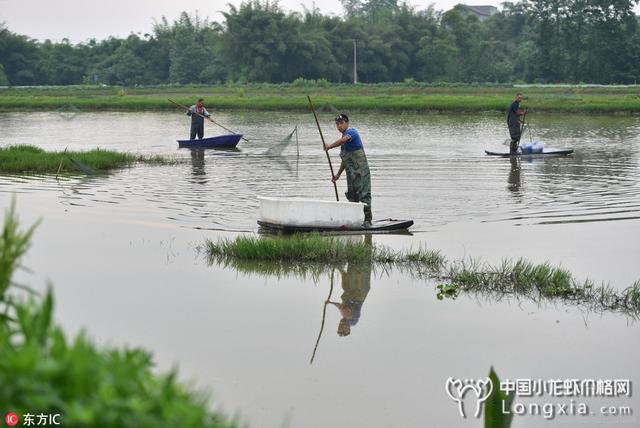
485, 149, 574, 157
177, 134, 242, 149
257, 196, 413, 233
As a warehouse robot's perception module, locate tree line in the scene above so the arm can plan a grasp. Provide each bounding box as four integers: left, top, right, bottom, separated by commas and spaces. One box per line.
1, 0, 639, 86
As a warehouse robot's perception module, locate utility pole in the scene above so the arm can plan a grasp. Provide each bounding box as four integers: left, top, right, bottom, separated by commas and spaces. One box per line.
353, 40, 358, 84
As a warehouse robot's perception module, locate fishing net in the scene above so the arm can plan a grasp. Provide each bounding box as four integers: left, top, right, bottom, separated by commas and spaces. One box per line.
265, 126, 299, 156
312, 103, 340, 115
55, 105, 81, 120
263, 103, 341, 156
68, 157, 98, 175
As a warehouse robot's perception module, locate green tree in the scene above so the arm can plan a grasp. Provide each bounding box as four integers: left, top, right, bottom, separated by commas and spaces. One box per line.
90, 45, 147, 86
221, 1, 317, 82
37, 39, 87, 85
168, 12, 221, 84
0, 25, 39, 85
0, 64, 9, 86
440, 5, 483, 82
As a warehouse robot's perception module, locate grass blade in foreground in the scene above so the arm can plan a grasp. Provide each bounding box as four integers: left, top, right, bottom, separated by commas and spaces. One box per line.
484, 367, 515, 428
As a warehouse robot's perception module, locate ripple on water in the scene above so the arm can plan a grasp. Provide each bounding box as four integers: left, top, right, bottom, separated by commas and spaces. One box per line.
1, 111, 639, 230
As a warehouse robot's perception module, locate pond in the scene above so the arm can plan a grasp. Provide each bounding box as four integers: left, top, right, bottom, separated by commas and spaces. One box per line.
1, 110, 639, 427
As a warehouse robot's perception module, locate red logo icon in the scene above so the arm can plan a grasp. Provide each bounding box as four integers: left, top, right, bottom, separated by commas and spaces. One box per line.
5, 412, 19, 426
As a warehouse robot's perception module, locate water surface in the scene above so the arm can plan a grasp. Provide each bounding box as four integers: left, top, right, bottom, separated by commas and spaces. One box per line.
1, 111, 639, 427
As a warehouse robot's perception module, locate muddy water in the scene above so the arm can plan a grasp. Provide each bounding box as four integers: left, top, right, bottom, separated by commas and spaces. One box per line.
1, 111, 639, 427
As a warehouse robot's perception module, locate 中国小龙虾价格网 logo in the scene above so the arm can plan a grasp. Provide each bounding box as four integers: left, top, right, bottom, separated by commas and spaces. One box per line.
445, 377, 494, 418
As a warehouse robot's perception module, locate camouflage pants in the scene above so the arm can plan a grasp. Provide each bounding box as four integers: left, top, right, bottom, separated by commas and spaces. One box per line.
508, 123, 521, 154
341, 149, 372, 221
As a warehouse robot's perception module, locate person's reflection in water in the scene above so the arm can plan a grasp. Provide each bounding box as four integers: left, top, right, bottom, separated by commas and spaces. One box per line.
190, 149, 208, 185
507, 155, 521, 194
329, 235, 372, 337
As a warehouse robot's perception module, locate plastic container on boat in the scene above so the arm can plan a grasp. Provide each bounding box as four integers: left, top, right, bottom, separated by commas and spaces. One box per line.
257, 196, 365, 228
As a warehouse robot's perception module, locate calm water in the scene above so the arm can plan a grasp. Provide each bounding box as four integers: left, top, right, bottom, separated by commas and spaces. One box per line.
1, 111, 639, 427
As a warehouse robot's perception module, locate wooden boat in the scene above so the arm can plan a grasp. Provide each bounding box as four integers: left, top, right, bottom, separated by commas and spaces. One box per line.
257, 197, 413, 233
177, 134, 242, 149
485, 149, 574, 157
258, 218, 414, 233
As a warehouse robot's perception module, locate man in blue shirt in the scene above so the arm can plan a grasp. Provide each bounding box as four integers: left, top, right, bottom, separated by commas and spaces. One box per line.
507, 93, 527, 154
324, 113, 372, 226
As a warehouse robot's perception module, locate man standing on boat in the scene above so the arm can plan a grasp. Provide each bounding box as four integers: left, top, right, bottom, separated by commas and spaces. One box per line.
325, 113, 372, 227
507, 93, 528, 154
186, 98, 210, 140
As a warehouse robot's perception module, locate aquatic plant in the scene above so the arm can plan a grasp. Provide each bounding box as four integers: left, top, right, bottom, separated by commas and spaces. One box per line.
205, 233, 374, 264
0, 145, 176, 174
203, 234, 640, 318
440, 258, 640, 316
205, 234, 445, 272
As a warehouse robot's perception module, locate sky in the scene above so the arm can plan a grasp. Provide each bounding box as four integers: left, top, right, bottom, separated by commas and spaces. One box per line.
0, 0, 505, 42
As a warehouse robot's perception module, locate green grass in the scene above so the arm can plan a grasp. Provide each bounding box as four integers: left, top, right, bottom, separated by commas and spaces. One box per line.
1, 83, 640, 112
0, 199, 238, 428
206, 233, 375, 263
0, 144, 174, 174
205, 233, 446, 270
204, 234, 445, 281
204, 234, 640, 317
0, 199, 39, 314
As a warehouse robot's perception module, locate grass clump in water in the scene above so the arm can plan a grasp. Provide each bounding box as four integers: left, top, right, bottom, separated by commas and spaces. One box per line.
206, 233, 374, 264
205, 235, 446, 280
205, 234, 445, 270
443, 258, 639, 316
448, 258, 577, 298
205, 234, 640, 317
0, 144, 175, 174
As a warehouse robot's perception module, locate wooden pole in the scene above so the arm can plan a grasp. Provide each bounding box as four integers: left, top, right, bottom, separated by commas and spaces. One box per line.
55, 147, 68, 180
307, 96, 339, 201
168, 99, 250, 142
310, 269, 335, 365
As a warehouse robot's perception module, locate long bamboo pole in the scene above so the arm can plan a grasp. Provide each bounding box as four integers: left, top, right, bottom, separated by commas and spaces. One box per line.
307, 96, 339, 201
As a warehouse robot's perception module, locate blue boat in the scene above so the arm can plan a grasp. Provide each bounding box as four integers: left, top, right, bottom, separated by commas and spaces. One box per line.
177, 134, 242, 149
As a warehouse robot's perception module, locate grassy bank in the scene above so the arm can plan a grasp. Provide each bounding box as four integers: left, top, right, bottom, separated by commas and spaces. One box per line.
1, 83, 640, 113
0, 145, 172, 174
0, 200, 238, 427
204, 234, 640, 317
